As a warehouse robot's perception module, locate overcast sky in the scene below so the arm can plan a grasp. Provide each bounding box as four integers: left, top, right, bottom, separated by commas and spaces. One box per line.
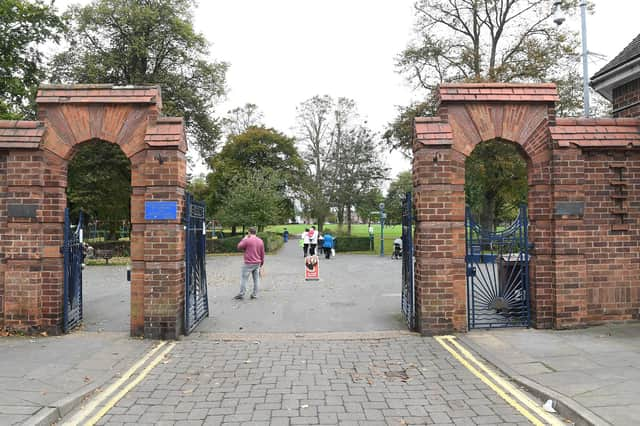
54, 0, 640, 178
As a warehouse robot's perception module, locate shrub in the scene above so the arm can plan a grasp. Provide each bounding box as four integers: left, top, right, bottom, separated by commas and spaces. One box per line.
206, 232, 283, 254
333, 236, 371, 252
89, 240, 130, 257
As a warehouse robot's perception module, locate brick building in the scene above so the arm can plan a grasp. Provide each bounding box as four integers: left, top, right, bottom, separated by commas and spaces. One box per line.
412, 35, 640, 334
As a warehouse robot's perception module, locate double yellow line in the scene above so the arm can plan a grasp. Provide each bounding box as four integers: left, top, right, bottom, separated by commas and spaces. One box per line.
434, 336, 564, 426
62, 341, 176, 426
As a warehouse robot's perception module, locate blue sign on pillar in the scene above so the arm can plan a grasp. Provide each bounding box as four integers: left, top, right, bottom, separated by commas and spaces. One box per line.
144, 201, 178, 220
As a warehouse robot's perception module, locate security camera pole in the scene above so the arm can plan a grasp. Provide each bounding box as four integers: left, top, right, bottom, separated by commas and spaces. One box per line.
553, 1, 590, 117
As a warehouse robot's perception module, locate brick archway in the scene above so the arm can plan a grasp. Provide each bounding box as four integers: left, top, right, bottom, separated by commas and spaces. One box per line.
414, 83, 640, 335
0, 85, 187, 338
413, 83, 559, 334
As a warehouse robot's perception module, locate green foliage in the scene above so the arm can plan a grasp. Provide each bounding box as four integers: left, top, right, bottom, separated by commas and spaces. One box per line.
50, 0, 227, 160
206, 235, 242, 253
67, 141, 131, 238
355, 188, 384, 227
187, 176, 208, 202
215, 170, 289, 230
0, 0, 65, 119
465, 140, 528, 229
385, 171, 413, 225
333, 236, 371, 252
206, 232, 283, 254
207, 126, 303, 219
296, 96, 388, 231
89, 240, 130, 257
383, 101, 436, 155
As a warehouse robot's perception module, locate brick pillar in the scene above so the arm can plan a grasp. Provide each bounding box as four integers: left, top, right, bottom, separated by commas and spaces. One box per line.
131, 148, 186, 339
413, 145, 467, 334
3, 149, 44, 330
0, 152, 7, 327
41, 150, 67, 332
551, 146, 588, 328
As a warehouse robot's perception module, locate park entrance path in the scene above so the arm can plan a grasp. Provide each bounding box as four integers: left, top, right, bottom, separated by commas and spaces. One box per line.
198, 240, 406, 334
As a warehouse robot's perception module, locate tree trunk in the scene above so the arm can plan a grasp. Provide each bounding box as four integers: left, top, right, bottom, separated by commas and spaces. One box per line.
231, 225, 237, 236
347, 205, 352, 235
480, 195, 496, 232
337, 205, 344, 226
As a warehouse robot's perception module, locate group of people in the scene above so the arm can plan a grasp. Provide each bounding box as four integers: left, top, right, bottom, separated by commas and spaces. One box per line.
300, 226, 334, 259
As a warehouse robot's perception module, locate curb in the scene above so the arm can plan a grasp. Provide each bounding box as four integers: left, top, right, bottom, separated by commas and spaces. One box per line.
189, 330, 419, 341
458, 335, 611, 426
22, 379, 106, 426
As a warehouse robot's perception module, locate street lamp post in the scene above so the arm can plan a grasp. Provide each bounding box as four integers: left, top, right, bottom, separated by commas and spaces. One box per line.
379, 203, 385, 257
553, 1, 590, 117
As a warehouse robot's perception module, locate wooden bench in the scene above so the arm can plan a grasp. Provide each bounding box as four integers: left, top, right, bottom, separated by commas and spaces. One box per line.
95, 249, 114, 264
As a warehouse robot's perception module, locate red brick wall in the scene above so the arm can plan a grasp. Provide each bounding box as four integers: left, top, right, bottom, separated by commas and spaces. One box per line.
613, 78, 640, 118
578, 151, 640, 324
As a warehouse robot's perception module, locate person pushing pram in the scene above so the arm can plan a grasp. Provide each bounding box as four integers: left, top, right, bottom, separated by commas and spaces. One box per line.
392, 237, 402, 260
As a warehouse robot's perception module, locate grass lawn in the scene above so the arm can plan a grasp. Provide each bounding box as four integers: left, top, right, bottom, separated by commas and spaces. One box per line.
265, 223, 402, 239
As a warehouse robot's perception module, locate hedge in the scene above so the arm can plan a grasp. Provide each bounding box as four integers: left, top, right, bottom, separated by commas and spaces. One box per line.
89, 240, 130, 257
86, 232, 286, 256
334, 236, 372, 252
206, 232, 283, 254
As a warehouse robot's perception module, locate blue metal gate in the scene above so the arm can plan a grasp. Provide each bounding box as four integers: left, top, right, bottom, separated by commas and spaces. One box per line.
62, 209, 84, 333
184, 193, 209, 335
465, 205, 530, 329
401, 192, 416, 330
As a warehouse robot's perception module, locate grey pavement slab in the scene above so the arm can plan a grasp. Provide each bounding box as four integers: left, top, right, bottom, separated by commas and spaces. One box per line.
462, 323, 640, 426
91, 335, 537, 425
0, 331, 154, 425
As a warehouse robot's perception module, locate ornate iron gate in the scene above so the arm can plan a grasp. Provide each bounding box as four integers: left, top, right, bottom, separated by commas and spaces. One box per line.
184, 193, 209, 335
62, 209, 84, 333
465, 205, 530, 329
401, 192, 416, 330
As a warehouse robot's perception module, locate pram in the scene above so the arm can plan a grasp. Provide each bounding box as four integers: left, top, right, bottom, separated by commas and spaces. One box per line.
392, 242, 402, 260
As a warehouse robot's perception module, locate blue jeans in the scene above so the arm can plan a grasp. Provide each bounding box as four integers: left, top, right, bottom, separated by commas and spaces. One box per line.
239, 263, 260, 296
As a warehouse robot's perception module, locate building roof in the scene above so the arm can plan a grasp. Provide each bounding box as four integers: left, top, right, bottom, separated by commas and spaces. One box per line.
0, 121, 46, 149
592, 33, 640, 80
551, 118, 640, 148
438, 83, 559, 103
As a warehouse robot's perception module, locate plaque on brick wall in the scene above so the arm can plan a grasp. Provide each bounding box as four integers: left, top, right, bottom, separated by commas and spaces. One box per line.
144, 201, 178, 220
554, 201, 584, 217
8, 204, 38, 218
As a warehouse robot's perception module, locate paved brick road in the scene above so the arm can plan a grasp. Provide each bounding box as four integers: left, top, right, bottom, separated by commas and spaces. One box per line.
96, 335, 530, 425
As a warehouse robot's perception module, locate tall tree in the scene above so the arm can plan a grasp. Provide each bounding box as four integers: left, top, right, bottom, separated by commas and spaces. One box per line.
295, 95, 334, 228
222, 103, 264, 137
206, 126, 304, 231
49, 0, 227, 160
384, 171, 413, 225
326, 125, 388, 233
398, 0, 581, 92
1, 0, 65, 119
216, 170, 288, 232
390, 0, 586, 226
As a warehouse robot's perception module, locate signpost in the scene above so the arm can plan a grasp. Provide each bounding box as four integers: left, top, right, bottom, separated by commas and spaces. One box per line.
379, 203, 385, 257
